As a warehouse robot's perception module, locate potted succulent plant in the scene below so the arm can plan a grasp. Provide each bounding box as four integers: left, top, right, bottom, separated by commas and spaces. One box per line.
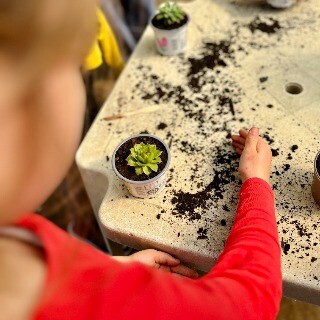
112, 134, 171, 198
151, 1, 189, 56
311, 151, 320, 205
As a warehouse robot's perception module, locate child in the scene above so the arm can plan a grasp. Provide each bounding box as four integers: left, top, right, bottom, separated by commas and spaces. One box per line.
0, 0, 282, 319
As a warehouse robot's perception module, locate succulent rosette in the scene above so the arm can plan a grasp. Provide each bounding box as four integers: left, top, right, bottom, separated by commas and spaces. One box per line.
126, 142, 162, 176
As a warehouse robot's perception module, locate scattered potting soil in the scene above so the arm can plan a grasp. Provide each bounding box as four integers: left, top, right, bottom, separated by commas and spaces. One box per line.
247, 16, 281, 34
316, 153, 320, 176
172, 174, 226, 221
171, 147, 238, 221
151, 15, 188, 30
187, 41, 233, 92
281, 238, 290, 255
197, 227, 208, 240
218, 95, 235, 116
157, 122, 168, 130
114, 136, 168, 181
180, 140, 202, 155
220, 219, 227, 226
271, 148, 280, 157
283, 164, 290, 172
127, 9, 320, 273
222, 204, 230, 212
259, 76, 268, 83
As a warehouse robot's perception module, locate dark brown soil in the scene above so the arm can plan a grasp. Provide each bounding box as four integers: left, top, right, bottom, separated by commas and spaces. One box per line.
171, 146, 239, 221
157, 122, 168, 130
151, 14, 188, 30
316, 153, 320, 176
248, 17, 281, 34
115, 136, 168, 181
187, 41, 233, 92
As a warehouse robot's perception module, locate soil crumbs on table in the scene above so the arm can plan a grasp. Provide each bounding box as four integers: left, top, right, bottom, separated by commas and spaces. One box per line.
130, 10, 320, 265
247, 16, 281, 34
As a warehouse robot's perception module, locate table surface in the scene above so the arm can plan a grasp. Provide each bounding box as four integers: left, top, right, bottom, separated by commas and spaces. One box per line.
77, 0, 320, 305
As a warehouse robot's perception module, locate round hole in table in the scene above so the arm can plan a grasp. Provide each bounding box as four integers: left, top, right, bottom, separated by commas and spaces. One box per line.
285, 82, 303, 95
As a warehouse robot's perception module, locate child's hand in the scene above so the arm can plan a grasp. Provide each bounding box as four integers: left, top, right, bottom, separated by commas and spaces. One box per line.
115, 249, 199, 279
231, 127, 272, 183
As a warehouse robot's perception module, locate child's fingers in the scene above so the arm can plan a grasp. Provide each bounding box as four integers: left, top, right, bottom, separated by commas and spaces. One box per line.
155, 251, 180, 267
236, 148, 243, 155
232, 141, 245, 150
231, 135, 246, 145
170, 264, 199, 279
157, 263, 199, 279
239, 129, 249, 139
244, 127, 259, 151
256, 137, 270, 154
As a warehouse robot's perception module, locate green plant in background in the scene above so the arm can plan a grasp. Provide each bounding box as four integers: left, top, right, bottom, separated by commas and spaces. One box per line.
126, 142, 163, 176
156, 1, 185, 26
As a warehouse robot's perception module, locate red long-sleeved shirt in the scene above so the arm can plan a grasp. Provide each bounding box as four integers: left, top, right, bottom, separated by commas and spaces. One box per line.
18, 178, 282, 320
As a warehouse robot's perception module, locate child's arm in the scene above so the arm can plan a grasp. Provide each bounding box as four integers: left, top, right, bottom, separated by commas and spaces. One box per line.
107, 182, 280, 320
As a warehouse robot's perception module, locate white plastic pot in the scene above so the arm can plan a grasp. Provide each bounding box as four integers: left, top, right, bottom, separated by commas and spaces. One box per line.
266, 0, 293, 8
112, 134, 171, 199
151, 14, 189, 56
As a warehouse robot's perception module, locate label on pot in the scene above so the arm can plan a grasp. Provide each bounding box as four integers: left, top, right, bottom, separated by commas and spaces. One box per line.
152, 22, 188, 56
124, 173, 167, 198
266, 0, 293, 8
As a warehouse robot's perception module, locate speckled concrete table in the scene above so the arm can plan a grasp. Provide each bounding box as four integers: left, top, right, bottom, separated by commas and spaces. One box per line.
77, 0, 320, 306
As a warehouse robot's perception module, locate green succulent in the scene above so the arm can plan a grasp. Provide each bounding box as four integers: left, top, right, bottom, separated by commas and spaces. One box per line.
156, 1, 185, 26
126, 142, 163, 176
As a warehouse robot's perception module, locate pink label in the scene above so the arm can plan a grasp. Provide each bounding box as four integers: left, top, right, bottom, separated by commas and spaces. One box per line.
157, 37, 168, 48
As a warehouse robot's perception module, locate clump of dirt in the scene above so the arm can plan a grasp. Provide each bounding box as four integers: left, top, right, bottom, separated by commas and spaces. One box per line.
197, 227, 208, 240
157, 122, 168, 130
248, 17, 281, 34
281, 238, 290, 255
259, 76, 268, 83
271, 148, 279, 157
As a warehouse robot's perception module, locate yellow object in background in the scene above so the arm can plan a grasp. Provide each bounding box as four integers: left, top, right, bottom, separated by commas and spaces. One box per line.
84, 8, 124, 73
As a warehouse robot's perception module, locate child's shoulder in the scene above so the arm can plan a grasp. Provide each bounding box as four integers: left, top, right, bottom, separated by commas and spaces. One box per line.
0, 235, 46, 319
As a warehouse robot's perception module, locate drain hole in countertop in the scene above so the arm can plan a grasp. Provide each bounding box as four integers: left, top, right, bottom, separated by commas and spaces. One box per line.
285, 82, 303, 95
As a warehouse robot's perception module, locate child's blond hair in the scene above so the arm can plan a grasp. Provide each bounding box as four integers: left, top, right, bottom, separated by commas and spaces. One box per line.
0, 0, 96, 91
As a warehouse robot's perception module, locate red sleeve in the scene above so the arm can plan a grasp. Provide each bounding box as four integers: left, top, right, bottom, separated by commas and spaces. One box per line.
20, 178, 282, 320
102, 178, 282, 320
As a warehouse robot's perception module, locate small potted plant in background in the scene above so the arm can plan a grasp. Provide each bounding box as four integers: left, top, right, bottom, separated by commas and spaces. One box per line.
112, 134, 171, 198
266, 0, 294, 8
151, 1, 189, 56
